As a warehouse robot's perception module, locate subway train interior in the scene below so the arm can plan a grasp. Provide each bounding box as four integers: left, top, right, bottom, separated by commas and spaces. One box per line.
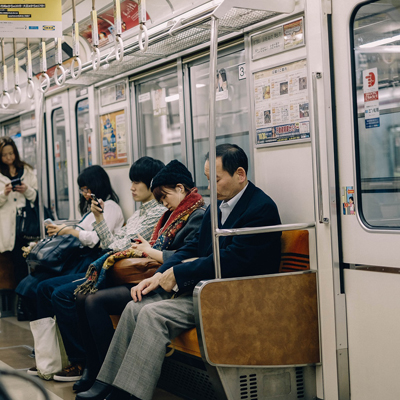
0, 0, 399, 399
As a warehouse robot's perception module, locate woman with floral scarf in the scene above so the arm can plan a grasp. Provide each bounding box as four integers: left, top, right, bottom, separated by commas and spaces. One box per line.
72, 160, 205, 393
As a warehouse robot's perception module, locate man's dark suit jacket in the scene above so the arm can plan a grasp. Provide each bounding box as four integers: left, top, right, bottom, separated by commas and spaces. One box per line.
157, 181, 282, 294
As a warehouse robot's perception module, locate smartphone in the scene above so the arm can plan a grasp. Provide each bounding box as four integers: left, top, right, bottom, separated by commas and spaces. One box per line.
10, 177, 22, 190
90, 194, 103, 213
43, 218, 53, 226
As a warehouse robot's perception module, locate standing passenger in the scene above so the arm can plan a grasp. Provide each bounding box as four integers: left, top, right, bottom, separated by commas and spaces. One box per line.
0, 136, 38, 315
76, 144, 282, 400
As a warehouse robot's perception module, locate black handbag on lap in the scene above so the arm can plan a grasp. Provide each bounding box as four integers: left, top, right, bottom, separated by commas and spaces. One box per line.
26, 234, 84, 274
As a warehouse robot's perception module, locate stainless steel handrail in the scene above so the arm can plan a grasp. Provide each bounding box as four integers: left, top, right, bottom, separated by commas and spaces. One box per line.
312, 72, 329, 224
216, 222, 316, 237
36, 91, 46, 239
209, 15, 221, 280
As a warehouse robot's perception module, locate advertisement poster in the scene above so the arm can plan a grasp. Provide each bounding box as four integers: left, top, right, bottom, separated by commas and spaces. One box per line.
100, 110, 127, 166
80, 0, 150, 48
283, 19, 304, 50
216, 68, 229, 101
254, 59, 310, 145
100, 83, 126, 107
342, 186, 355, 215
363, 67, 380, 129
0, 0, 62, 38
251, 18, 304, 60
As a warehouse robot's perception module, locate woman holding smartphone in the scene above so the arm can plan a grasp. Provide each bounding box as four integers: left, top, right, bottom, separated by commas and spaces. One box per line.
0, 136, 38, 289
15, 165, 124, 320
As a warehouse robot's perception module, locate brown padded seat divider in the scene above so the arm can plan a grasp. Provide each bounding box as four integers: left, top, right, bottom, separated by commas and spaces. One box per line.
198, 272, 320, 366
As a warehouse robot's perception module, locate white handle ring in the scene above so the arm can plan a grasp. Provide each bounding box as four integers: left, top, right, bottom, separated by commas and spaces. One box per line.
71, 57, 82, 79
138, 24, 148, 51
54, 64, 66, 86
1, 92, 11, 109
27, 79, 35, 99
115, 35, 124, 62
91, 47, 101, 71
38, 72, 50, 93
14, 86, 22, 104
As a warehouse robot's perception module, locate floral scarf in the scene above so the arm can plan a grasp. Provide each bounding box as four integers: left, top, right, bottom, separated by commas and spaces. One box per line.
75, 188, 204, 294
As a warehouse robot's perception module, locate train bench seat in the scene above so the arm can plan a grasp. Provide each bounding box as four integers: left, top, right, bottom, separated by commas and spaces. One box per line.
111, 229, 319, 400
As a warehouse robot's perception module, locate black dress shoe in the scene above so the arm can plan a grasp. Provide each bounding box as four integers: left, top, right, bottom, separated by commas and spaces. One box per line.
75, 380, 111, 400
73, 368, 96, 393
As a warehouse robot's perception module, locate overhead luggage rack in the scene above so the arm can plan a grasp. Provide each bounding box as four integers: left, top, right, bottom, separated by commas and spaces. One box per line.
64, 6, 279, 86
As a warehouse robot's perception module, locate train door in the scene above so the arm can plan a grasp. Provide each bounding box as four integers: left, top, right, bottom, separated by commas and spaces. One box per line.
69, 87, 97, 215
46, 92, 74, 220
332, 0, 400, 398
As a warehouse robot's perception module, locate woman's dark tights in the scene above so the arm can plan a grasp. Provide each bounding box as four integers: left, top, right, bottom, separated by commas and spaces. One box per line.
75, 285, 133, 375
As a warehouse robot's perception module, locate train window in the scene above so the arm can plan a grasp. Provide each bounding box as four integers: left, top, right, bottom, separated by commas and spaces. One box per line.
188, 49, 251, 195
352, 0, 400, 228
51, 108, 69, 220
136, 73, 182, 164
76, 99, 92, 172
22, 134, 37, 173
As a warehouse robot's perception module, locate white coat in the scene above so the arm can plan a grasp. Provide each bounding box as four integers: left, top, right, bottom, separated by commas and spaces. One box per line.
0, 167, 38, 252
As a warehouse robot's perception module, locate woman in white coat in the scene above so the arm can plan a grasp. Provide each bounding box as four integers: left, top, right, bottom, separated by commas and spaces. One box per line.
0, 136, 38, 286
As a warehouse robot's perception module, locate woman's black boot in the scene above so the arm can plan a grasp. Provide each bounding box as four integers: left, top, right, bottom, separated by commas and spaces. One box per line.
73, 367, 97, 393
75, 380, 111, 400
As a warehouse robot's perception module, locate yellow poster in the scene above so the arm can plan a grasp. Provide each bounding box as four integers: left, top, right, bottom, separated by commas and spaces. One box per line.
100, 110, 128, 166
0, 0, 62, 38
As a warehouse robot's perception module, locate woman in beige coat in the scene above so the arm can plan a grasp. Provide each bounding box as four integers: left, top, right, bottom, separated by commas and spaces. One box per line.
0, 136, 38, 287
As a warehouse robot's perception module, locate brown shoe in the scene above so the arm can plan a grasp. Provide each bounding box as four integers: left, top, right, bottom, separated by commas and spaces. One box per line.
53, 364, 83, 382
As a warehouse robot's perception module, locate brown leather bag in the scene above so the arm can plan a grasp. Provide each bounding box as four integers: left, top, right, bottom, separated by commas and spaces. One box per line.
108, 258, 161, 286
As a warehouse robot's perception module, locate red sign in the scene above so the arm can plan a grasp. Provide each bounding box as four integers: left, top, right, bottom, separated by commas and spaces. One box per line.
364, 92, 379, 102
365, 72, 376, 87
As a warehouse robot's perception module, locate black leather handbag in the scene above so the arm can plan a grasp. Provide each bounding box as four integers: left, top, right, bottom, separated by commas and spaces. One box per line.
26, 234, 84, 273
16, 198, 40, 239
16, 195, 53, 240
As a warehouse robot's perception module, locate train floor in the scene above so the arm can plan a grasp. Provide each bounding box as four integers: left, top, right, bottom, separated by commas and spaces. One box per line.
0, 316, 183, 400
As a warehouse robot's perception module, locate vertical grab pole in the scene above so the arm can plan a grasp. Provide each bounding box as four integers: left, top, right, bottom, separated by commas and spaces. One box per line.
208, 15, 221, 279
35, 91, 45, 239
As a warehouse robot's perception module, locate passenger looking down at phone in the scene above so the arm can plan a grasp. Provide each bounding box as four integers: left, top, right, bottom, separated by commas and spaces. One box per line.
76, 144, 282, 400
16, 165, 124, 321
0, 136, 38, 311
71, 160, 205, 393
27, 157, 166, 382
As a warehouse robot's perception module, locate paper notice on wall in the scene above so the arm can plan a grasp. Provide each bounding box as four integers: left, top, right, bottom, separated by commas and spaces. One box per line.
363, 68, 380, 129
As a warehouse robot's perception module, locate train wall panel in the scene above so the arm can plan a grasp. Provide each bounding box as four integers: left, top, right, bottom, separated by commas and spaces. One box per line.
345, 269, 400, 400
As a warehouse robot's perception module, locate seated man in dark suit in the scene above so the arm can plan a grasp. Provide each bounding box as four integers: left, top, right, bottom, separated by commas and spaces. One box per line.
77, 144, 282, 400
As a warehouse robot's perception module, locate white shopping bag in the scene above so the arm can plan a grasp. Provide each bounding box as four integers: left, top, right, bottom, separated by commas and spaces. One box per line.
30, 317, 68, 380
